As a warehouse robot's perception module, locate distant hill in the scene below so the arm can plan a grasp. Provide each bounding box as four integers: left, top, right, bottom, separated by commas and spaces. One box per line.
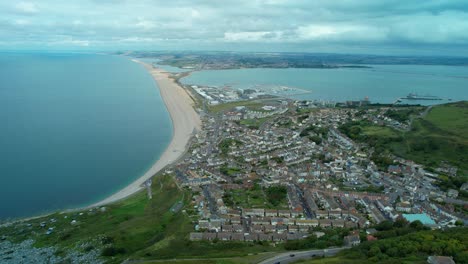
126, 51, 468, 69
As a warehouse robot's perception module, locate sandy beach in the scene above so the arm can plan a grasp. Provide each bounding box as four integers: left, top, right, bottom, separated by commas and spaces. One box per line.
91, 59, 201, 207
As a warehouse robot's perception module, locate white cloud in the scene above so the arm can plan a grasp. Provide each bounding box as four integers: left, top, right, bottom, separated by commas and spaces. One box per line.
388, 11, 468, 44
14, 2, 39, 14
117, 37, 158, 42
135, 19, 157, 31
296, 24, 388, 42
224, 31, 280, 42
14, 19, 30, 26
0, 0, 467, 54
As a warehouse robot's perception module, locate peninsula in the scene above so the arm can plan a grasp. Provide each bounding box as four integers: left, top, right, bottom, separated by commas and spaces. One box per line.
92, 59, 201, 207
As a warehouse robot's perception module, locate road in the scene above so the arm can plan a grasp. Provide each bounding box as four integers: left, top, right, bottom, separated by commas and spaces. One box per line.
259, 247, 349, 264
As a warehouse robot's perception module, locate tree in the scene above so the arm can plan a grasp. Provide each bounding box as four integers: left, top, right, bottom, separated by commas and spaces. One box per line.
376, 221, 393, 231
368, 245, 382, 257
393, 218, 409, 228
409, 220, 425, 230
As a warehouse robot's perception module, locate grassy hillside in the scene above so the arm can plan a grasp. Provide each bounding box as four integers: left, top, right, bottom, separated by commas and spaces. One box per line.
340, 101, 468, 175
1, 175, 191, 263
0, 175, 278, 263
393, 102, 468, 173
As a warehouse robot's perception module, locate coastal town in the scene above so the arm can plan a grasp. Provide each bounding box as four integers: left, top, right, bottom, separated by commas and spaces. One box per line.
159, 77, 468, 245
0, 60, 466, 264
2, 0, 468, 262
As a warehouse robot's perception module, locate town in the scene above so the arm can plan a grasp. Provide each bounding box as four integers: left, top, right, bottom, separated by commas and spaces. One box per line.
165, 86, 467, 246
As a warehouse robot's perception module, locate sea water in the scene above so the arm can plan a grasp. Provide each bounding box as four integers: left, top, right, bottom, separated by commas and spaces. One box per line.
181, 65, 468, 104
0, 53, 172, 219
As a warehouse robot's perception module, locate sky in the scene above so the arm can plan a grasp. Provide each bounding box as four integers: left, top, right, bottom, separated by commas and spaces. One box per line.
1, 0, 468, 56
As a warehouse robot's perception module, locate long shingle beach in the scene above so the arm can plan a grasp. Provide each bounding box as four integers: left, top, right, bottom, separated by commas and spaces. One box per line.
91, 59, 201, 207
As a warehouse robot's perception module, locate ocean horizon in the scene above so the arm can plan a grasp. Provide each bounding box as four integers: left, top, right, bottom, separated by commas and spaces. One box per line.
0, 53, 172, 220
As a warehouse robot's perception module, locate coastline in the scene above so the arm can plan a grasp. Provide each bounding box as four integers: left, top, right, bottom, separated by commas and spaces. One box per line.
90, 59, 201, 207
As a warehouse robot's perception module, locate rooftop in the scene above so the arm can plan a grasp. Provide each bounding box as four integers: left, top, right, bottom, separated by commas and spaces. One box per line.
402, 213, 436, 225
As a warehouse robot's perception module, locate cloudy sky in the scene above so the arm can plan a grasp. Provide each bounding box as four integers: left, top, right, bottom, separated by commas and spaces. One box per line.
1, 0, 468, 55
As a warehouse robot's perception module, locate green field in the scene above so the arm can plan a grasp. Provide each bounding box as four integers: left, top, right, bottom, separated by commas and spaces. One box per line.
392, 102, 468, 174
340, 101, 468, 175
361, 126, 400, 138
239, 117, 272, 129
223, 184, 289, 209
141, 252, 279, 264
208, 100, 266, 113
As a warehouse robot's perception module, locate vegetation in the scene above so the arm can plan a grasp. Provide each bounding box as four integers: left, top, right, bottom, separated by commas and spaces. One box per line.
342, 185, 385, 194
339, 102, 468, 175
436, 175, 468, 200
436, 174, 468, 192
207, 100, 265, 113
395, 102, 468, 174
220, 165, 242, 177
265, 186, 287, 207
339, 121, 402, 148
140, 51, 468, 72
239, 117, 272, 129
223, 183, 288, 209
0, 175, 276, 263
384, 108, 422, 122
141, 253, 278, 264
299, 225, 468, 264
0, 175, 195, 263
218, 138, 242, 155
284, 228, 347, 251
271, 156, 284, 164
344, 227, 466, 263
300, 125, 328, 138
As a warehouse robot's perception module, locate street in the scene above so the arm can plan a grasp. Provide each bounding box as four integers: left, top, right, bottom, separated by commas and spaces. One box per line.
258, 247, 349, 264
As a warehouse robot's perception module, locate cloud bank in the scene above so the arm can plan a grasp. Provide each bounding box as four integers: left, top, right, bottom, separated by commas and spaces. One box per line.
1, 0, 467, 55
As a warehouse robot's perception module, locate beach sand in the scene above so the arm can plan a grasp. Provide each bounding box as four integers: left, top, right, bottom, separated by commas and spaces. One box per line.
91, 59, 201, 207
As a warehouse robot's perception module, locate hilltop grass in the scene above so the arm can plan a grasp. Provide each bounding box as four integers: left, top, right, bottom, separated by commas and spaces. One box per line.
361, 126, 400, 138
391, 102, 468, 173
239, 117, 272, 129
340, 101, 468, 175
208, 100, 265, 113
424, 102, 468, 137
0, 174, 191, 262
0, 175, 281, 263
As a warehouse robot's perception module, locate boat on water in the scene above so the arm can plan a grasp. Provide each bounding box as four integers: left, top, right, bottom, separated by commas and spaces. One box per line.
403, 93, 442, 100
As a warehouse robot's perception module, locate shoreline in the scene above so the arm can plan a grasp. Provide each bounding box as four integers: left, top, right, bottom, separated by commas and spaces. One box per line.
1, 58, 201, 224
89, 58, 201, 207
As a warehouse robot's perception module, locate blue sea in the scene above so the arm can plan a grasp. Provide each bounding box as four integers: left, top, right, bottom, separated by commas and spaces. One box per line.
181, 65, 468, 104
0, 53, 172, 220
